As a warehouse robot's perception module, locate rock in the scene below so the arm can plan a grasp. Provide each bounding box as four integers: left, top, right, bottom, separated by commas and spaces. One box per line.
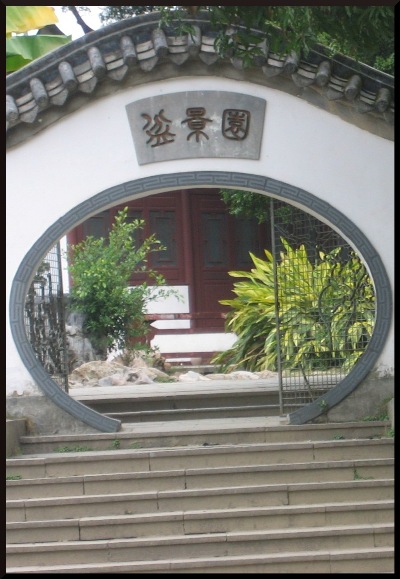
68, 358, 172, 388
66, 325, 78, 336
256, 370, 279, 379
229, 371, 260, 380
67, 356, 278, 389
69, 361, 128, 383
67, 333, 97, 370
98, 373, 129, 387
98, 376, 113, 387
65, 310, 98, 370
128, 369, 155, 384
112, 349, 168, 372
178, 371, 211, 382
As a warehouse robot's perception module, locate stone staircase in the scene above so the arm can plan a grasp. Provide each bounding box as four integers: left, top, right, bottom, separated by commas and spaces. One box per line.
6, 417, 394, 573
68, 375, 335, 423
74, 383, 283, 422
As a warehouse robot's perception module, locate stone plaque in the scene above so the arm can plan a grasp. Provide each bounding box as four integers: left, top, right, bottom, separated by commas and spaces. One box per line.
126, 91, 266, 165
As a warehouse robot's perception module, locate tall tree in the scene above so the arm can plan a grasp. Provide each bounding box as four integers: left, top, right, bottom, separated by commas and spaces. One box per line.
97, 5, 394, 74
63, 6, 94, 34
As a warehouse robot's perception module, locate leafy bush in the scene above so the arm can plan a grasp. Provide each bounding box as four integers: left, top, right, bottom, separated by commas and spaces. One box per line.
212, 238, 375, 373
68, 207, 172, 358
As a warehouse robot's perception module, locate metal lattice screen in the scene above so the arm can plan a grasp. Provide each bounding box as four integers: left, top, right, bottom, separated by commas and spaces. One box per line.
270, 199, 376, 414
24, 242, 69, 392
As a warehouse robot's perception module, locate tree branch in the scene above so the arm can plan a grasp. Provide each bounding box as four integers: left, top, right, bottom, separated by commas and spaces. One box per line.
67, 6, 94, 35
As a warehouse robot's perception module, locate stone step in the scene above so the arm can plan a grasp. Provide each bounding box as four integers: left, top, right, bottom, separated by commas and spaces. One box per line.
15, 418, 391, 454
69, 378, 335, 416
105, 403, 283, 422
71, 386, 281, 414
7, 478, 394, 523
6, 457, 394, 500
6, 416, 394, 574
7, 547, 394, 574
7, 436, 394, 478
6, 499, 394, 544
6, 523, 394, 567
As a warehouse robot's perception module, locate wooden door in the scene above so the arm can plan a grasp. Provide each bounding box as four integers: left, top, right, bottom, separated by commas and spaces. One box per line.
190, 191, 269, 330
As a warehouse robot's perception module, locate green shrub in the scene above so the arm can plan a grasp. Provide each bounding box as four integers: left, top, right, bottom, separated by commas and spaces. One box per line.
68, 207, 173, 358
212, 238, 375, 373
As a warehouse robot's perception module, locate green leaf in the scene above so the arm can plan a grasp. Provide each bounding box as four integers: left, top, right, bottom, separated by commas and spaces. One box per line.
6, 6, 58, 36
213, 236, 375, 373
6, 35, 71, 72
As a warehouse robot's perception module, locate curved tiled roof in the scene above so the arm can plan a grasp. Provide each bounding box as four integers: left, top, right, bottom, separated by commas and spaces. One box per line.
6, 11, 394, 148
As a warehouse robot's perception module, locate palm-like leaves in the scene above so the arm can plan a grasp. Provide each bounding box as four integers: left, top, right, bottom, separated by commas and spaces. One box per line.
212, 239, 375, 373
6, 6, 71, 73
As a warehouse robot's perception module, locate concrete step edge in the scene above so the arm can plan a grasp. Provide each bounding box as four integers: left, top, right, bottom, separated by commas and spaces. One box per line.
6, 457, 395, 489
6, 478, 395, 508
16, 420, 390, 443
6, 499, 395, 530
6, 546, 395, 574
106, 403, 282, 416
6, 522, 394, 552
9, 436, 394, 464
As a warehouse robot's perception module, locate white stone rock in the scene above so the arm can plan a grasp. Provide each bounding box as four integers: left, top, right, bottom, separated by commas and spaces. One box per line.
178, 371, 211, 382
229, 371, 260, 380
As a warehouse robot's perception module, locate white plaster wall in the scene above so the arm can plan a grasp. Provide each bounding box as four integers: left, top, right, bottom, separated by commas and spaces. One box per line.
6, 76, 394, 395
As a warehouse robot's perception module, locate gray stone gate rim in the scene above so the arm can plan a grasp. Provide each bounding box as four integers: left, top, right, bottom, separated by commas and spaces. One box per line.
6, 11, 394, 433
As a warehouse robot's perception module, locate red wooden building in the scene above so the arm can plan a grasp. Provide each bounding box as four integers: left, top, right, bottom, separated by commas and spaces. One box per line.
67, 188, 270, 362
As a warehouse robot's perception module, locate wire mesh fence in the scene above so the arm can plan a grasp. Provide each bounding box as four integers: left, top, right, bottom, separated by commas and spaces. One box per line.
271, 199, 376, 413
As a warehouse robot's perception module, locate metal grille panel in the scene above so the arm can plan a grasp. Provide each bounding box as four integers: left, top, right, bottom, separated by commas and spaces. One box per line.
24, 242, 69, 392
271, 199, 376, 414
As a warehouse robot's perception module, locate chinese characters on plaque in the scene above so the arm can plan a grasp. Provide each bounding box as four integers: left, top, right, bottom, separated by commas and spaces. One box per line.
126, 91, 266, 165
142, 107, 249, 146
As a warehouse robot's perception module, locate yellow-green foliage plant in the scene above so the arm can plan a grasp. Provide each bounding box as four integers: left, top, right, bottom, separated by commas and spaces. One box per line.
212, 238, 375, 373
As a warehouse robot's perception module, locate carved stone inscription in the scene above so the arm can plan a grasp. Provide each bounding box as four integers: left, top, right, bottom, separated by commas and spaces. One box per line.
126, 91, 266, 165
